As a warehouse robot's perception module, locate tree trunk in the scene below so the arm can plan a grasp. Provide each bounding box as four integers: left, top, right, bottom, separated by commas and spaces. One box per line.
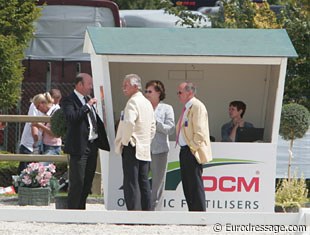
287, 137, 294, 182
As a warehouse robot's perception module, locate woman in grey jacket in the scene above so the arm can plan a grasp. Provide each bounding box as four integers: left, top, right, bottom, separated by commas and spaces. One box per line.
144, 80, 175, 210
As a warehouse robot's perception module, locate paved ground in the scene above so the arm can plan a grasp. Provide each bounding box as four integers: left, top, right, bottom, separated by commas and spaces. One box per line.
0, 195, 105, 210
0, 196, 214, 235
0, 196, 303, 235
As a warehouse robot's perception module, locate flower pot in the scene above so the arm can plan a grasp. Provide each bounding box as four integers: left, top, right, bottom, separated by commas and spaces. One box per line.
302, 202, 310, 208
55, 195, 68, 209
274, 204, 285, 213
18, 187, 51, 206
284, 206, 299, 213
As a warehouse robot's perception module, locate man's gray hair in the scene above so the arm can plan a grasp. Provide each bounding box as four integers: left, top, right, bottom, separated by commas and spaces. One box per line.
124, 74, 142, 90
184, 82, 197, 94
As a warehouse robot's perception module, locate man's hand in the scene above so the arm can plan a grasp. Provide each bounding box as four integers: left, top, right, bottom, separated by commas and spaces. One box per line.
88, 97, 97, 106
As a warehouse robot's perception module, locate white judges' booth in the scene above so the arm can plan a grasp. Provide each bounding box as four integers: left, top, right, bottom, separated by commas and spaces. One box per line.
83, 27, 297, 212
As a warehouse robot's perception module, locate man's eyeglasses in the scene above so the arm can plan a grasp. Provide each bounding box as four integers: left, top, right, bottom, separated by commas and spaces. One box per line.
177, 91, 183, 95
144, 90, 152, 94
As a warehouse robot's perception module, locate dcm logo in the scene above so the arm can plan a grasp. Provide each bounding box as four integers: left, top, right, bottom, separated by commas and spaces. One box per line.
164, 158, 261, 191
203, 176, 259, 192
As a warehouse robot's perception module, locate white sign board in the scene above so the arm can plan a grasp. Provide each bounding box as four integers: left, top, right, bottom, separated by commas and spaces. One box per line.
103, 142, 276, 212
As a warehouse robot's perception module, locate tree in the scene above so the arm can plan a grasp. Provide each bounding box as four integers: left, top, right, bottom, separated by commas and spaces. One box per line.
0, 35, 25, 109
279, 103, 310, 180
210, 0, 281, 28
158, 0, 210, 28
112, 0, 160, 9
281, 1, 310, 110
210, 0, 309, 110
113, 0, 209, 28
0, 0, 41, 110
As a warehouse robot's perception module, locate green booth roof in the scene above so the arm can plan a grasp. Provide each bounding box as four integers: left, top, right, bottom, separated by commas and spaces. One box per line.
86, 27, 297, 58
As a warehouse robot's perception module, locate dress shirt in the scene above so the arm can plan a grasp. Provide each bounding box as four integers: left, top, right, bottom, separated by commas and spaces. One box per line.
178, 99, 193, 147
74, 90, 98, 141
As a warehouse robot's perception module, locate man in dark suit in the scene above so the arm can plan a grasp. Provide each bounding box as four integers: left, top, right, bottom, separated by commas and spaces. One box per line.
62, 73, 110, 209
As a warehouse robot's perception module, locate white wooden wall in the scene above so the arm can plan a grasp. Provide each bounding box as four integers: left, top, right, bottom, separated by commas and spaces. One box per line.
109, 62, 279, 142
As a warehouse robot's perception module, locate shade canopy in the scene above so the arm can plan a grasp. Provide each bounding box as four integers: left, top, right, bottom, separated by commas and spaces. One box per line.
86, 27, 297, 58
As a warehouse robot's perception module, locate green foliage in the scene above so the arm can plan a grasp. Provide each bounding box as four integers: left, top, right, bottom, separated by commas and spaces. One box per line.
279, 103, 310, 140
49, 176, 60, 198
275, 173, 308, 208
210, 0, 309, 110
159, 0, 209, 28
0, 0, 41, 110
0, 35, 24, 109
0, 161, 19, 171
113, 0, 161, 9
210, 0, 281, 28
0, 0, 41, 49
0, 160, 18, 187
281, 1, 310, 110
50, 109, 67, 138
114, 0, 209, 27
0, 151, 18, 175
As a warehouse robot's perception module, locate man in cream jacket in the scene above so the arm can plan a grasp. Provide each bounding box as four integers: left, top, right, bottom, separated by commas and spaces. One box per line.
115, 74, 156, 211
176, 82, 212, 211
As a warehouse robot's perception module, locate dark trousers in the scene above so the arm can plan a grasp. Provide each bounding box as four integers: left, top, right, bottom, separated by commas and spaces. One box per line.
68, 141, 98, 209
179, 146, 206, 211
18, 144, 32, 174
122, 144, 151, 211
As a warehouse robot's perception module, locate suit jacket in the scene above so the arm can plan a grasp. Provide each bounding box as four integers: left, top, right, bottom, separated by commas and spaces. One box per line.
176, 97, 212, 163
62, 92, 110, 155
151, 102, 175, 154
115, 91, 156, 161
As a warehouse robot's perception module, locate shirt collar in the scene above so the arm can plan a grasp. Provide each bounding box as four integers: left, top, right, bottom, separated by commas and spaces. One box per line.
185, 97, 194, 110
131, 91, 142, 98
74, 89, 85, 103
46, 104, 56, 116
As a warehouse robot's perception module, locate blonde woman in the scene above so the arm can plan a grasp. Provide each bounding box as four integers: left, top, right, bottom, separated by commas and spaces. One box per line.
18, 94, 44, 173
32, 92, 62, 156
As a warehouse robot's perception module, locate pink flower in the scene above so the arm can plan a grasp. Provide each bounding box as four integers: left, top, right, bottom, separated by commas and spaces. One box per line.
22, 175, 32, 185
38, 165, 45, 174
29, 162, 40, 171
47, 164, 56, 173
18, 162, 56, 189
44, 171, 52, 180
39, 179, 49, 187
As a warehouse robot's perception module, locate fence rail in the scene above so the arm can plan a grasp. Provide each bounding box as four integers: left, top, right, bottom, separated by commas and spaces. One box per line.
0, 114, 105, 194
0, 154, 68, 162
0, 115, 50, 123
0, 115, 68, 162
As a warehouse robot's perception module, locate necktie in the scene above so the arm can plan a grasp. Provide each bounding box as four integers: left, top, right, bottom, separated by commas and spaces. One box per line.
175, 106, 186, 147
84, 96, 98, 134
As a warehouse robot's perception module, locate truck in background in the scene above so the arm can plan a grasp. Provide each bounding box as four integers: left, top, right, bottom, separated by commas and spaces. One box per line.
3, 0, 120, 153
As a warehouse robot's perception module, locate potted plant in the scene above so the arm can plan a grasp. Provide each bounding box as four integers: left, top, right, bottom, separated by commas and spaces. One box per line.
16, 162, 57, 206
275, 103, 310, 212
50, 108, 67, 138
275, 172, 308, 213
279, 103, 310, 181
